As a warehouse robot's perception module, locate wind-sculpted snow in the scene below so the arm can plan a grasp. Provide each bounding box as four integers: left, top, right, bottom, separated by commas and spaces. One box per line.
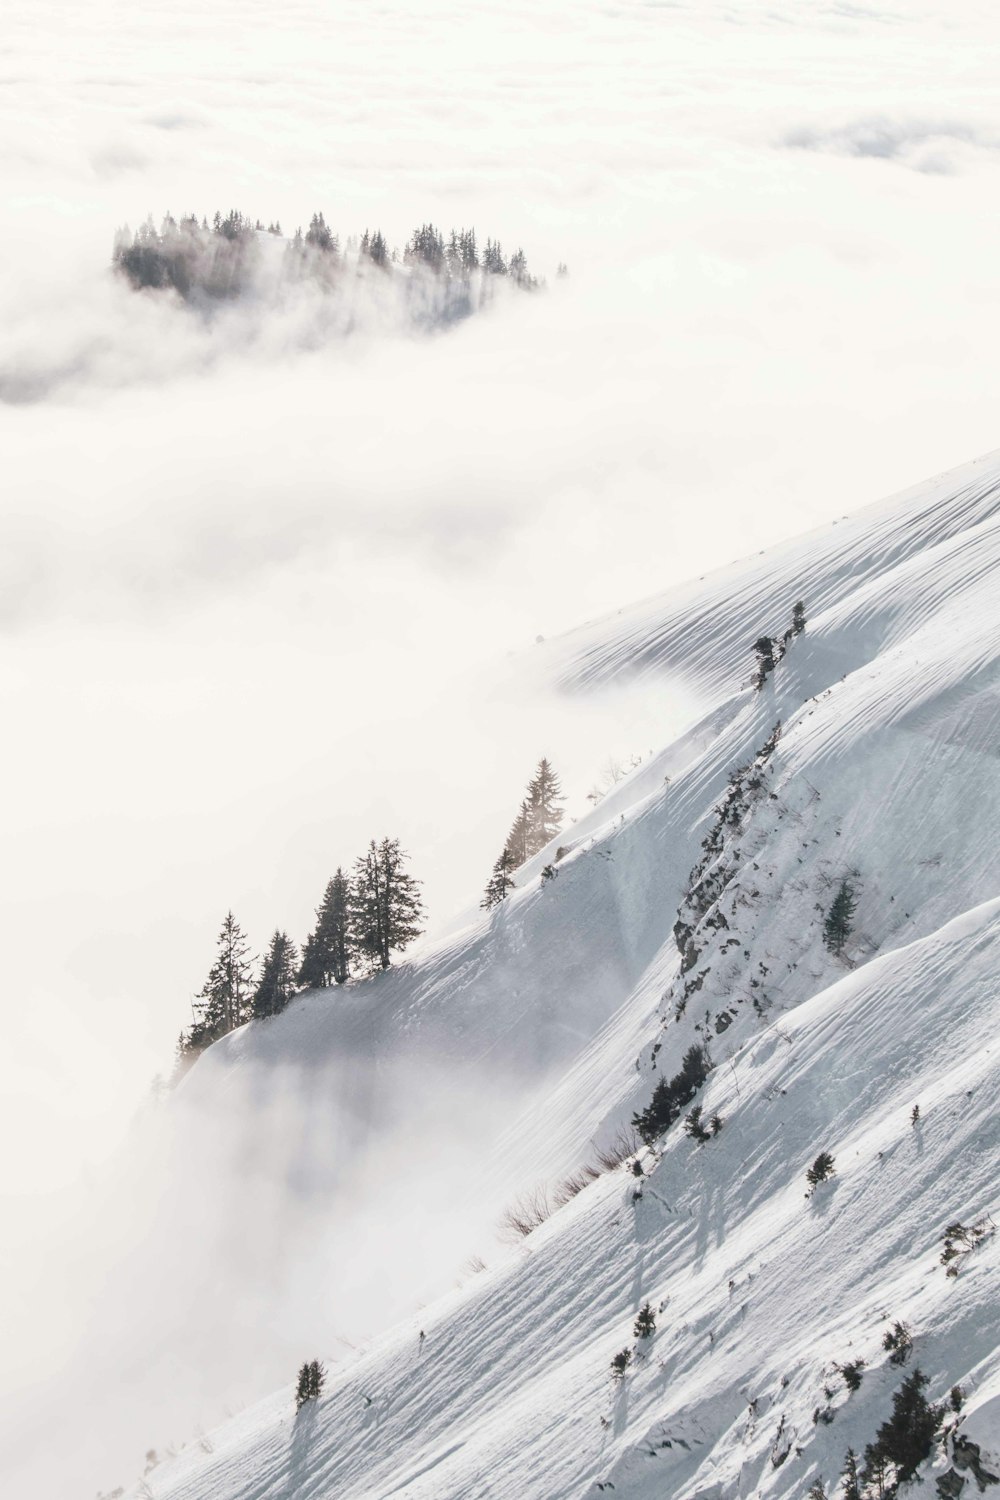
121, 450, 1000, 1498
552, 448, 1000, 700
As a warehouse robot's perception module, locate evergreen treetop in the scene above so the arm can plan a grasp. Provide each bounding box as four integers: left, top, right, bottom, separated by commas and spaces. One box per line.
252, 930, 299, 1019
482, 847, 517, 910
349, 838, 424, 973
525, 758, 564, 853
824, 880, 857, 956
298, 869, 352, 989
190, 911, 255, 1045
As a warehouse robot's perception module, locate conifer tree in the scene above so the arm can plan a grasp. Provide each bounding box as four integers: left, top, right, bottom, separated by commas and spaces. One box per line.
633, 1302, 656, 1338
252, 931, 299, 1019
868, 1368, 940, 1486
752, 636, 778, 690
482, 847, 517, 910
505, 801, 531, 867
792, 600, 806, 636
824, 880, 857, 955
295, 1359, 326, 1411
349, 838, 424, 973
190, 912, 255, 1044
298, 870, 352, 988
840, 1449, 861, 1500
525, 757, 564, 854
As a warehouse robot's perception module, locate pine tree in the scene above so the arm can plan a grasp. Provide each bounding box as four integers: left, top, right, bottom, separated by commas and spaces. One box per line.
190, 912, 255, 1043
633, 1302, 656, 1338
871, 1368, 941, 1485
632, 1043, 711, 1145
525, 758, 564, 855
824, 880, 857, 955
349, 838, 424, 973
841, 1448, 862, 1500
860, 1443, 892, 1500
505, 801, 531, 867
252, 931, 299, 1019
752, 635, 779, 690
298, 870, 352, 989
792, 600, 806, 636
309, 1358, 326, 1401
482, 848, 517, 909
806, 1151, 836, 1190
295, 1359, 325, 1411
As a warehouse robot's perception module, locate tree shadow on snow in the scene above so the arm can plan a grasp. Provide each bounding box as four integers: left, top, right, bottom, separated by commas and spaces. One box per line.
693, 1178, 729, 1270
808, 1178, 841, 1219
281, 1403, 319, 1500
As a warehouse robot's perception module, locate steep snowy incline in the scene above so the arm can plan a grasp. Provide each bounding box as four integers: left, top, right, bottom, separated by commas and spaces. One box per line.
125, 448, 1000, 1499
551, 446, 1000, 700
134, 900, 1000, 1500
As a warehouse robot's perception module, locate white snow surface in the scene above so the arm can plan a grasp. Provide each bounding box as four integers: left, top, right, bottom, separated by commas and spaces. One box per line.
137, 449, 1000, 1499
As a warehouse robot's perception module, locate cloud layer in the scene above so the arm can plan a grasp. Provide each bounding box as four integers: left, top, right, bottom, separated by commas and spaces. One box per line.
8, 0, 1000, 1494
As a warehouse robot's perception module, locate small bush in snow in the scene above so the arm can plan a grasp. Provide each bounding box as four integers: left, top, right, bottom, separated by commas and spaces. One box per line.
610, 1348, 632, 1379
882, 1320, 913, 1366
633, 1303, 656, 1339
949, 1385, 964, 1414
838, 1359, 865, 1394
684, 1105, 711, 1143
939, 1215, 995, 1277
295, 1359, 326, 1411
805, 1152, 836, 1191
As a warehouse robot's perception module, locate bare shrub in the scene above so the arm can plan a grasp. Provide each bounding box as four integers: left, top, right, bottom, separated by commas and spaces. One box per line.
498, 1185, 554, 1242
552, 1164, 601, 1208
594, 1125, 641, 1173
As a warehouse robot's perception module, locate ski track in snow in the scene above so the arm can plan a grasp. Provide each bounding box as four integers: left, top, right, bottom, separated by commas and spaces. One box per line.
137, 448, 1000, 1499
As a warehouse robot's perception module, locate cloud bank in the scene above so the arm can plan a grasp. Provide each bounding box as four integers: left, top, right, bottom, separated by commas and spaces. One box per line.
8, 0, 1000, 1494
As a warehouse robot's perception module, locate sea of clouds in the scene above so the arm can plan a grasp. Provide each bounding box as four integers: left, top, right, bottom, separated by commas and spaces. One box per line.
6, 0, 1000, 1493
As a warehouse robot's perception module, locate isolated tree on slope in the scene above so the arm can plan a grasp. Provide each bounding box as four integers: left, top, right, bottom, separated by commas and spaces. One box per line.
824, 880, 857, 956
252, 930, 299, 1019
298, 869, 352, 988
863, 1369, 940, 1489
501, 759, 564, 870
752, 636, 779, 691
191, 911, 255, 1041
482, 852, 521, 906
349, 838, 424, 972
482, 847, 517, 910
525, 758, 564, 854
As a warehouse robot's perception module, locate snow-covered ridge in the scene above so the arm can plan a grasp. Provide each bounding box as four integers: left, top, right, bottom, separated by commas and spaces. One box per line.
135, 448, 1000, 1499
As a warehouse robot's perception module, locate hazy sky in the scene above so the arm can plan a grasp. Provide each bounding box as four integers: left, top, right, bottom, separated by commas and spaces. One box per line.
5, 0, 1000, 1492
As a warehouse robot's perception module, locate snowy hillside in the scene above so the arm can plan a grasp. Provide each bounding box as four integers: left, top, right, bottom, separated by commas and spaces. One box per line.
129, 449, 1000, 1500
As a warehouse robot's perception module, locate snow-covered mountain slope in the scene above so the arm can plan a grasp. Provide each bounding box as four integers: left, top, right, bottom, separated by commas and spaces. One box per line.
136, 448, 1000, 1499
